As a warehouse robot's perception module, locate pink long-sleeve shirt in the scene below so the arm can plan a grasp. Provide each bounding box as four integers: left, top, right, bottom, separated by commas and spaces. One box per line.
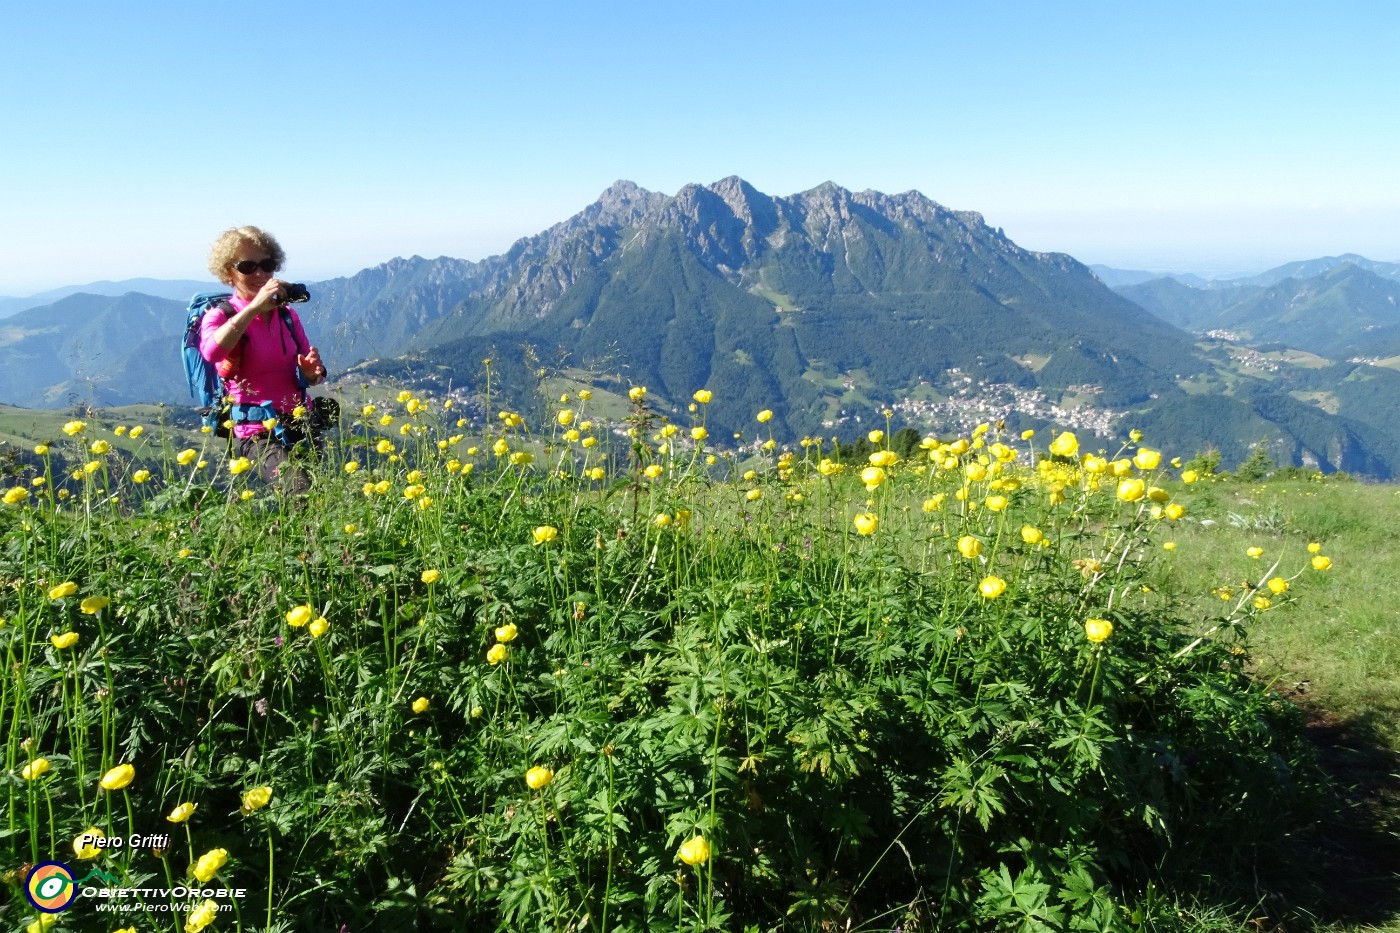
198, 296, 311, 439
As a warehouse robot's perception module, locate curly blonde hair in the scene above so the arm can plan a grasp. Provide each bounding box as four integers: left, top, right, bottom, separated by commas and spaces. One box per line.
207, 226, 287, 284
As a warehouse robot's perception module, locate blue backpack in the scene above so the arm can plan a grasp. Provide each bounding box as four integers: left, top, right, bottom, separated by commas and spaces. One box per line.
181, 292, 306, 432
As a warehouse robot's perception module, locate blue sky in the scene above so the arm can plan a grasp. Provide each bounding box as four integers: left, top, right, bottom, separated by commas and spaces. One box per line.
1, 1, 1396, 294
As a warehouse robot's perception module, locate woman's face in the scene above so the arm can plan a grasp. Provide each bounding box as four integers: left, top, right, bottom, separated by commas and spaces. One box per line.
228, 240, 277, 301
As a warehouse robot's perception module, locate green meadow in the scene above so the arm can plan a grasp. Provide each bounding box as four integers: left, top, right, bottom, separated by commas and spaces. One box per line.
1, 379, 1396, 933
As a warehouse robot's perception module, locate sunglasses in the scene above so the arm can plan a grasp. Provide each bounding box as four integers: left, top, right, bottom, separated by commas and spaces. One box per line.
233, 258, 277, 275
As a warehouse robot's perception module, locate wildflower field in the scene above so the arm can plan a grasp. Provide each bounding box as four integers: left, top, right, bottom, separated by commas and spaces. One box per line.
2, 377, 1392, 933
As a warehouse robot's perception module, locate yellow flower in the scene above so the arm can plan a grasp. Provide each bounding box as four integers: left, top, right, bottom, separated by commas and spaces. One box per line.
128, 425, 144, 438
241, 786, 273, 813
628, 386, 647, 401
1181, 469, 1199, 484
678, 835, 711, 866
176, 448, 197, 465
745, 489, 762, 501
344, 523, 358, 534
1163, 541, 1177, 551
691, 426, 708, 441
1048, 431, 1079, 457
99, 763, 135, 790
80, 595, 110, 614
525, 765, 554, 790
1246, 547, 1264, 559
965, 462, 987, 482
1082, 455, 1107, 474
186, 899, 220, 932
374, 480, 392, 495
922, 495, 944, 512
860, 466, 886, 489
309, 618, 329, 638
1311, 555, 1332, 571
285, 605, 313, 627
62, 420, 87, 435
643, 464, 664, 479
586, 467, 606, 481
412, 697, 430, 714
375, 439, 396, 455
1084, 618, 1114, 643
692, 389, 712, 404
1116, 478, 1146, 502
582, 436, 597, 448
654, 512, 673, 527
403, 484, 426, 499
343, 460, 360, 474
1307, 542, 1322, 554
3, 487, 29, 505
557, 409, 575, 426
1109, 458, 1133, 477
957, 536, 983, 559
867, 429, 885, 444
167, 802, 197, 823
379, 414, 395, 426
192, 847, 228, 882
578, 389, 592, 400
1267, 577, 1289, 595
132, 469, 151, 483
34, 443, 49, 455
492, 438, 510, 457
83, 460, 102, 475
756, 409, 773, 423
1253, 596, 1272, 611
853, 513, 878, 536
869, 450, 899, 467
1147, 486, 1169, 503
90, 439, 111, 455
495, 623, 518, 643
533, 525, 559, 545
421, 569, 440, 584
1020, 525, 1042, 545
1133, 447, 1161, 470
21, 758, 51, 780
985, 495, 1008, 512
50, 632, 79, 650
487, 643, 509, 665
74, 827, 105, 859
1164, 503, 1185, 520
978, 576, 1006, 599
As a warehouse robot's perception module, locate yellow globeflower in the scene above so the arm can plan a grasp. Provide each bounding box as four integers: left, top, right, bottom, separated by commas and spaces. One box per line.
175, 448, 197, 465
643, 464, 664, 479
73, 827, 105, 859
1307, 542, 1322, 554
985, 495, 1008, 512
1082, 455, 1107, 475
654, 513, 673, 527
678, 835, 711, 866
965, 462, 987, 482
1253, 596, 1272, 611
922, 495, 945, 512
852, 513, 878, 536
869, 449, 899, 467
1267, 577, 1289, 595
525, 765, 554, 790
49, 581, 79, 600
186, 899, 220, 932
129, 425, 144, 438
1147, 486, 1169, 503
167, 802, 197, 823
100, 764, 135, 791
285, 605, 313, 627
1311, 555, 1332, 571
557, 409, 575, 426
1020, 525, 1043, 545
756, 409, 773, 423
957, 536, 983, 559
1133, 447, 1161, 470
412, 697, 430, 714
628, 386, 647, 401
1164, 503, 1185, 520
3, 487, 29, 505
533, 526, 558, 545
132, 469, 151, 483
80, 595, 110, 614
979, 576, 1006, 599
1048, 431, 1079, 457
241, 786, 273, 813
486, 643, 509, 665
1116, 478, 1146, 502
691, 426, 708, 441
1084, 618, 1114, 643
34, 443, 49, 455
228, 456, 253, 475
867, 429, 885, 444
860, 466, 886, 489
89, 439, 111, 454
309, 618, 329, 638
495, 623, 518, 643
1108, 458, 1133, 477
192, 847, 228, 882
1246, 547, 1264, 559
62, 420, 87, 435
421, 569, 441, 584
586, 467, 606, 481
745, 489, 762, 502
21, 758, 51, 780
50, 632, 79, 650
693, 389, 712, 404
1181, 469, 1199, 483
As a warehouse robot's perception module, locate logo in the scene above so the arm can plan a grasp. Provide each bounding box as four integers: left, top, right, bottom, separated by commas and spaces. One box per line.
25, 861, 77, 913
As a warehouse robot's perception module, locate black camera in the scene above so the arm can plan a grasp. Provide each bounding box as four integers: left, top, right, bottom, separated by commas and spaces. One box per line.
281, 283, 311, 303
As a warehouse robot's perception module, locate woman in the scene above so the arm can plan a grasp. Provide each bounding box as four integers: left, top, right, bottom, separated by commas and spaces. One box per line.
201, 226, 327, 492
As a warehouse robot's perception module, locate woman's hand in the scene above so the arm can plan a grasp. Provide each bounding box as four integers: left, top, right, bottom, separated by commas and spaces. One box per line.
247, 278, 290, 315
298, 346, 327, 385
